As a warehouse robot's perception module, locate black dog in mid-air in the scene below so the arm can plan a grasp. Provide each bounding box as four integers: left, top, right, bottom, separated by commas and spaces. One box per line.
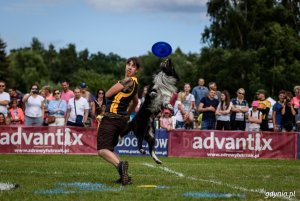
120, 59, 179, 164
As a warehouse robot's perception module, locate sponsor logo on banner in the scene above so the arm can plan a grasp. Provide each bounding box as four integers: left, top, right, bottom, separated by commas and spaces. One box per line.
168, 130, 297, 159
0, 126, 96, 154
191, 132, 272, 151
0, 127, 83, 146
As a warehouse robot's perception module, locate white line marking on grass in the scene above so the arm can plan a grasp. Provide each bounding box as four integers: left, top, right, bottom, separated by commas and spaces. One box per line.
143, 163, 299, 201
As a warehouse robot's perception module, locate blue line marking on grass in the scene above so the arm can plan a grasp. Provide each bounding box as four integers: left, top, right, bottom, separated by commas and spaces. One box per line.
156, 186, 171, 189
34, 188, 76, 195
183, 192, 246, 198
34, 182, 121, 195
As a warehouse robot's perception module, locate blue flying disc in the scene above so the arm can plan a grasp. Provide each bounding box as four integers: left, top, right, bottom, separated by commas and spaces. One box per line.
152, 42, 172, 58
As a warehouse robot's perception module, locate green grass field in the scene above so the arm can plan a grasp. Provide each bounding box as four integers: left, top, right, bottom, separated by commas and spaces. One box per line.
0, 154, 299, 201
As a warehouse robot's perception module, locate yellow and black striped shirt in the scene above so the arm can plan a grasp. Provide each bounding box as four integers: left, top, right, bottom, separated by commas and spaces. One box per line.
106, 77, 138, 115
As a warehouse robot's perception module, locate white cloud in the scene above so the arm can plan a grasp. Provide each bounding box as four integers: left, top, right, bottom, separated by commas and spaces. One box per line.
86, 0, 208, 13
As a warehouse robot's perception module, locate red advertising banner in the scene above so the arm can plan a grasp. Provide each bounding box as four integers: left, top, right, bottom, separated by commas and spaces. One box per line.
0, 126, 97, 155
168, 130, 297, 159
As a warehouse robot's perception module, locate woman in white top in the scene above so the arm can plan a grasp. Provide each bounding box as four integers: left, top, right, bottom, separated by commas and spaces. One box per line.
174, 92, 186, 129
216, 90, 232, 130
22, 84, 45, 126
182, 83, 196, 129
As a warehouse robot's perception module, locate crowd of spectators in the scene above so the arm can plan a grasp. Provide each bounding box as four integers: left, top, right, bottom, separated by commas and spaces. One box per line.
0, 80, 99, 128
1, 78, 300, 132
159, 78, 300, 132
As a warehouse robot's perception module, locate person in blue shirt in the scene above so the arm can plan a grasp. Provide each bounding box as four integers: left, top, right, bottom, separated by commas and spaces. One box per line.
272, 90, 286, 131
192, 78, 208, 128
198, 89, 219, 130
47, 89, 67, 126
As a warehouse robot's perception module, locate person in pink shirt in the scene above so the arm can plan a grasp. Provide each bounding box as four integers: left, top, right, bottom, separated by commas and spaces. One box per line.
159, 109, 173, 131
42, 85, 54, 101
9, 99, 25, 125
60, 80, 74, 104
292, 86, 300, 108
292, 86, 300, 131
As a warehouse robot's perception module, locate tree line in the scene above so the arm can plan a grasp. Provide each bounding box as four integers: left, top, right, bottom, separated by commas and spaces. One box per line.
0, 0, 299, 101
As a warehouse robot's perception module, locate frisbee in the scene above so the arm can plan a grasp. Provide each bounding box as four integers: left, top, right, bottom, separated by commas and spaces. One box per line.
151, 42, 172, 58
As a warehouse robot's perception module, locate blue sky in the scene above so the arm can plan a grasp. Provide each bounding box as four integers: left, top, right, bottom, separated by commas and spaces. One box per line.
0, 0, 210, 58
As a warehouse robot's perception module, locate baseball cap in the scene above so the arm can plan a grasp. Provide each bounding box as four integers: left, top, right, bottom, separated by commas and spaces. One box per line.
80, 82, 87, 88
252, 101, 259, 107
256, 89, 266, 95
163, 109, 171, 114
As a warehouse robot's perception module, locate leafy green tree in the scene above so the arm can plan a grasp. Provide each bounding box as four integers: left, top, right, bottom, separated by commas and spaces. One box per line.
9, 50, 49, 92
0, 38, 10, 83
201, 0, 300, 99
56, 44, 80, 83
70, 69, 117, 94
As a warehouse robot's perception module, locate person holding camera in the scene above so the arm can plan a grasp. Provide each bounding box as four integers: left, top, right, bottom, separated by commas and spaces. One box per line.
22, 84, 45, 126
66, 87, 89, 127
281, 91, 296, 132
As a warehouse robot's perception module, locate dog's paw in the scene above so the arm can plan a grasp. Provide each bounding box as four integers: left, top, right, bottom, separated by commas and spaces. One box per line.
139, 149, 146, 155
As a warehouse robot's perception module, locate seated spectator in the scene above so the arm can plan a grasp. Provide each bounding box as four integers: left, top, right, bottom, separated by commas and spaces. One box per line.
47, 89, 67, 126
9, 99, 25, 125
215, 90, 232, 130
159, 109, 173, 131
248, 101, 262, 132
0, 112, 6, 125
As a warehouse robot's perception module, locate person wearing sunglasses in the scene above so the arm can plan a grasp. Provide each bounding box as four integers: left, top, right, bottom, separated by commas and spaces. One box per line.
91, 88, 106, 128
22, 84, 45, 126
47, 89, 67, 126
230, 88, 249, 131
0, 80, 10, 118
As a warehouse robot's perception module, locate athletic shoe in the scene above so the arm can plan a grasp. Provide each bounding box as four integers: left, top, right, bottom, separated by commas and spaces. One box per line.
114, 176, 132, 184
118, 161, 129, 185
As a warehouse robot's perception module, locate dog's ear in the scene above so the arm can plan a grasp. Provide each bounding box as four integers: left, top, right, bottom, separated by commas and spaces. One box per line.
160, 58, 179, 81
160, 58, 171, 69
160, 58, 172, 76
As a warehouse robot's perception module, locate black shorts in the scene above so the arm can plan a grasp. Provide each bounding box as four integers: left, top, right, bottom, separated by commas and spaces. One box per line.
97, 116, 127, 151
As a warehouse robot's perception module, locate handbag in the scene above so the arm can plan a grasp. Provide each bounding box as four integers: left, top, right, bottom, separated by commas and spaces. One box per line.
74, 99, 84, 125
47, 115, 56, 124
45, 100, 62, 125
